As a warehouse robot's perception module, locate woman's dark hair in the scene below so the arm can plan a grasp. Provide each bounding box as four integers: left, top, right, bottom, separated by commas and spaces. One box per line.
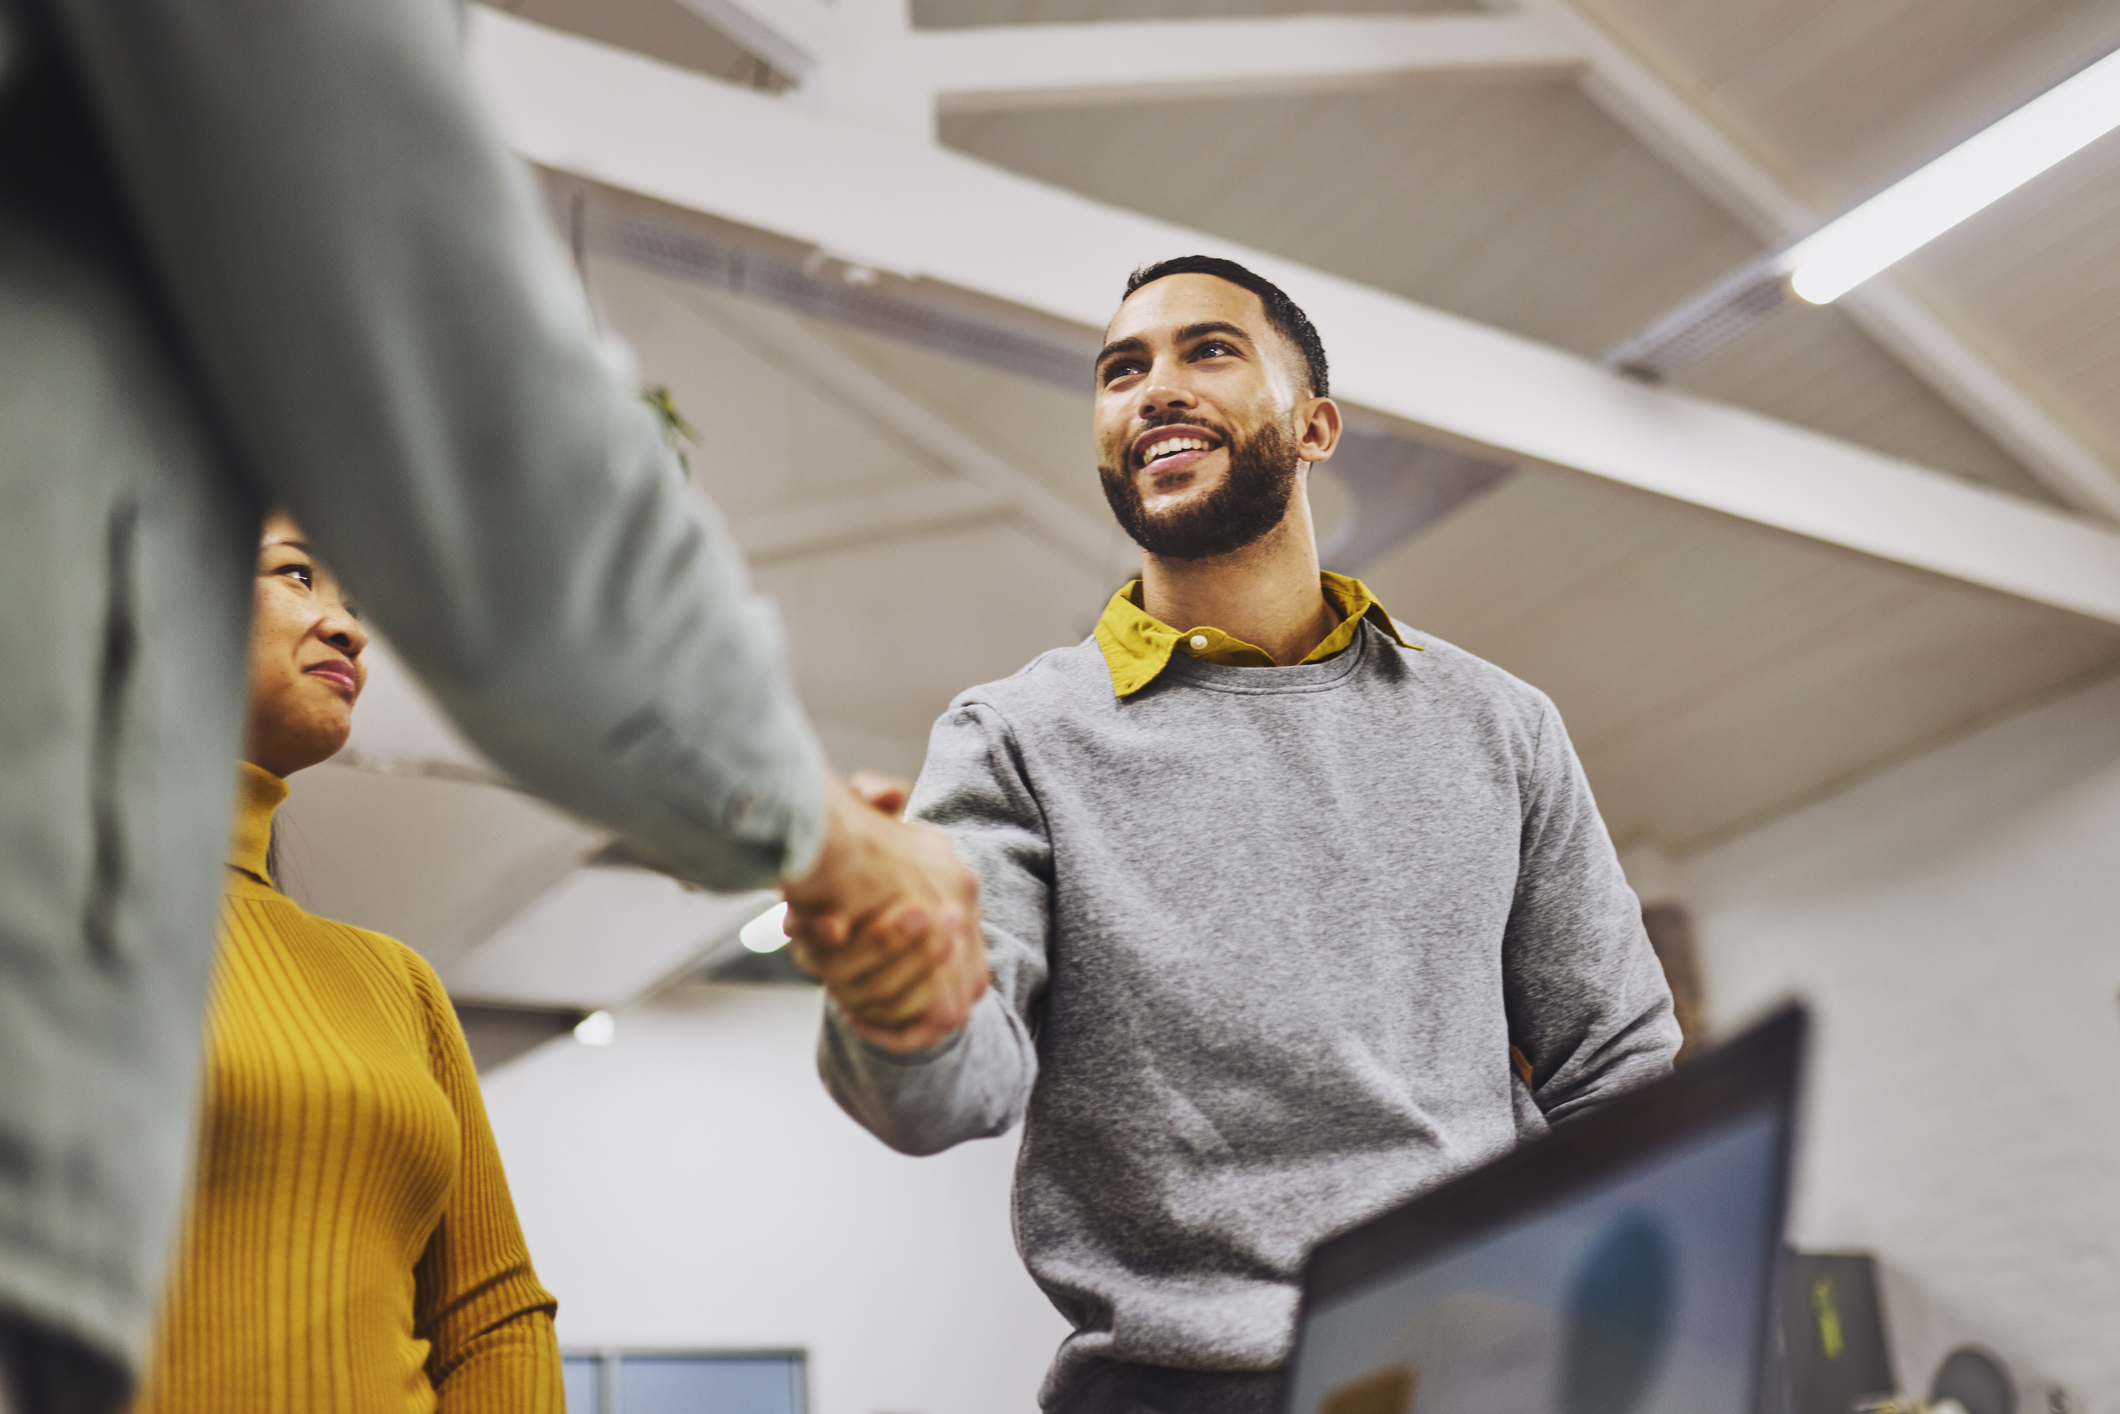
1122, 255, 1330, 398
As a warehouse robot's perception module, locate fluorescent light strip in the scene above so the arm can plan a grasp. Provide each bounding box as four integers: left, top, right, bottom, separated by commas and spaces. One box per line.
1786, 46, 2120, 304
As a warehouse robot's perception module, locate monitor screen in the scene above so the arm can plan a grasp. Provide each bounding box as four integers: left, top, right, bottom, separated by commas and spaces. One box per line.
1282, 1060, 1792, 1414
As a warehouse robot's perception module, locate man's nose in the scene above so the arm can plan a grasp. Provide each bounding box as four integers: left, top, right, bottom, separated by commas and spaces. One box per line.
1140, 369, 1196, 412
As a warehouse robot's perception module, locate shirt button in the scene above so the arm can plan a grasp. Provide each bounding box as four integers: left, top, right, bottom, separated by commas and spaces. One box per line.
1189, 634, 1209, 650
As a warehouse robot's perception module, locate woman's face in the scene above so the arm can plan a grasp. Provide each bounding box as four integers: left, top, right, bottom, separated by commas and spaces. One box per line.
241, 512, 369, 777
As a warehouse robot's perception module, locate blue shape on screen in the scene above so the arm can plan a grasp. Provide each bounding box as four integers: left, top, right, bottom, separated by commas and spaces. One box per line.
1562, 1214, 1677, 1414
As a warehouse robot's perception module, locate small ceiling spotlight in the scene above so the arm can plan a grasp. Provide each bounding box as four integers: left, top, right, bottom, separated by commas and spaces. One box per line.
573, 1009, 616, 1046
1605, 44, 2120, 381
740, 901, 792, 954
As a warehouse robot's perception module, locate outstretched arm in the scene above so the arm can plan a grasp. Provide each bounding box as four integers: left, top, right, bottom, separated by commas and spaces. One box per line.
41, 0, 822, 888
817, 703, 1046, 1154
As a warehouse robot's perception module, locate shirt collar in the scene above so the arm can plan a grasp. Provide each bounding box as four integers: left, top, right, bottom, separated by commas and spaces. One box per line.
1092, 570, 1417, 698
228, 761, 290, 886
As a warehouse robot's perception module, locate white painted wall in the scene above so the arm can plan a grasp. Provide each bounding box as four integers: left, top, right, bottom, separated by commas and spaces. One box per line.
481, 982, 1070, 1414
1677, 670, 2120, 1410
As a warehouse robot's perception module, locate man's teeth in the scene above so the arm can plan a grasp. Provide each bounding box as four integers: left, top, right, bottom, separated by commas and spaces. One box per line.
1145, 437, 1211, 464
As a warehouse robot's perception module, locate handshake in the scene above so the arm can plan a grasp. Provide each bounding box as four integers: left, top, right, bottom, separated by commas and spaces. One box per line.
776, 771, 988, 1052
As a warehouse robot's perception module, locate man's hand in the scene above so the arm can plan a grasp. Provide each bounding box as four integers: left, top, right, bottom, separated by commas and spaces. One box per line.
779, 772, 987, 1053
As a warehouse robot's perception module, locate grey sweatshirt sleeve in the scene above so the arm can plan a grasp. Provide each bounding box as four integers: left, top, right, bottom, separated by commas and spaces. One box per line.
39, 0, 823, 886
1503, 695, 1681, 1122
819, 702, 1044, 1156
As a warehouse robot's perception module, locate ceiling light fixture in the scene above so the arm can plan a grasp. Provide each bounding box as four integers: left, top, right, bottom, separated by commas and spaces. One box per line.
1603, 45, 2120, 379
1786, 47, 2120, 304
574, 1010, 616, 1046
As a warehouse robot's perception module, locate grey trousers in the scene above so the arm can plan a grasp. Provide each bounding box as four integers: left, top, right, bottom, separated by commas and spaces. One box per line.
0, 1316, 128, 1414
1054, 1362, 1283, 1414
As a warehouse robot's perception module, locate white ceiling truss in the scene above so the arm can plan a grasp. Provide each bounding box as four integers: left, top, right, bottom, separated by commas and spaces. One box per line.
562, 0, 2120, 524
673, 0, 1593, 109
731, 480, 1016, 568
699, 290, 1138, 579
290, 9, 2120, 1015
918, 13, 1586, 114
469, 6, 2120, 628
1507, 0, 2120, 524
671, 0, 832, 82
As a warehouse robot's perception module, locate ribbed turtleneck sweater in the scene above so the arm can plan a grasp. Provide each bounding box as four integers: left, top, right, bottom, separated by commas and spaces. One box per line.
132, 763, 562, 1413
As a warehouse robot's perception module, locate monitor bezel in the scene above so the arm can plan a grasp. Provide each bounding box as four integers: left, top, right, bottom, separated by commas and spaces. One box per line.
1281, 1003, 1806, 1413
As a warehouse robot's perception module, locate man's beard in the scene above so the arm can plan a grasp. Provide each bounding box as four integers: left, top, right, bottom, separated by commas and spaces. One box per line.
1099, 418, 1301, 562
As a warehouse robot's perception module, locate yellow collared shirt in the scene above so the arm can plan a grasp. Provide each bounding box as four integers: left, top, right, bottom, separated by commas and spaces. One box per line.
1092, 570, 1420, 698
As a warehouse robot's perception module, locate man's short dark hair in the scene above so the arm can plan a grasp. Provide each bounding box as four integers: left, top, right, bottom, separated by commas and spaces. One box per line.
1123, 255, 1330, 398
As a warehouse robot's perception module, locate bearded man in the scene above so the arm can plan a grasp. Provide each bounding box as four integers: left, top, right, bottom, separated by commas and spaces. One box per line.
814, 256, 1680, 1414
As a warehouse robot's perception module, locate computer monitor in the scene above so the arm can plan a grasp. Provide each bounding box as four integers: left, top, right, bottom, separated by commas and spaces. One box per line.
1280, 1005, 1805, 1414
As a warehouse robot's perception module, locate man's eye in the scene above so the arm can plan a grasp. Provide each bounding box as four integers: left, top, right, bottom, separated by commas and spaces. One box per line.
1195, 341, 1236, 359
274, 564, 314, 589
1100, 361, 1142, 384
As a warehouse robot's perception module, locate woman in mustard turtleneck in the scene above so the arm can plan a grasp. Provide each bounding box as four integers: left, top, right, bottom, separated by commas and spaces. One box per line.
132, 513, 562, 1413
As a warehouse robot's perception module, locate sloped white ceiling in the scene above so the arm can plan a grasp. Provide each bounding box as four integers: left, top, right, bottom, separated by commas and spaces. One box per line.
279, 0, 2120, 1007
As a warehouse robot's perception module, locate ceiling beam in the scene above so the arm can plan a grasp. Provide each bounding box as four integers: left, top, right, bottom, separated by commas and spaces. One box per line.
1830, 280, 2120, 524
917, 14, 1585, 114
689, 289, 1134, 580
1507, 0, 2120, 524
731, 481, 1016, 564
668, 0, 832, 78
466, 8, 2120, 628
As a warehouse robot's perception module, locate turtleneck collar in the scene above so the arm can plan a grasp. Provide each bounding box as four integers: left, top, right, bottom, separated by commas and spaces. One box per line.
229, 762, 291, 887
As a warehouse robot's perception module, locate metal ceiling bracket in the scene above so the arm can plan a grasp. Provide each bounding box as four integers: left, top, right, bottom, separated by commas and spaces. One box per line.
1600, 256, 1792, 383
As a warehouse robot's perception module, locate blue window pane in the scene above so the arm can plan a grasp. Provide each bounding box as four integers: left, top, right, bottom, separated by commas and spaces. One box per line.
618, 1355, 802, 1414
562, 1356, 602, 1414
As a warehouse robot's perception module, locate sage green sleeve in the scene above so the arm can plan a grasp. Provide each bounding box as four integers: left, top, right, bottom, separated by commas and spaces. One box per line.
38, 0, 825, 886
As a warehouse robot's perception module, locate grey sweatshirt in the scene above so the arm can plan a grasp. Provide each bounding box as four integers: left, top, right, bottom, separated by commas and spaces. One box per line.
820, 619, 1678, 1409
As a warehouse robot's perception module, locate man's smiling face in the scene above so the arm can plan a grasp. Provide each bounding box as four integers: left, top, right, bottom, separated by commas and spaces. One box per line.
1096, 274, 1302, 510
1094, 273, 1314, 560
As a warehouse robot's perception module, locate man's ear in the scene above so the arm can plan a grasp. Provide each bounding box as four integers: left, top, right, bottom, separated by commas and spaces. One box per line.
1297, 396, 1342, 464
